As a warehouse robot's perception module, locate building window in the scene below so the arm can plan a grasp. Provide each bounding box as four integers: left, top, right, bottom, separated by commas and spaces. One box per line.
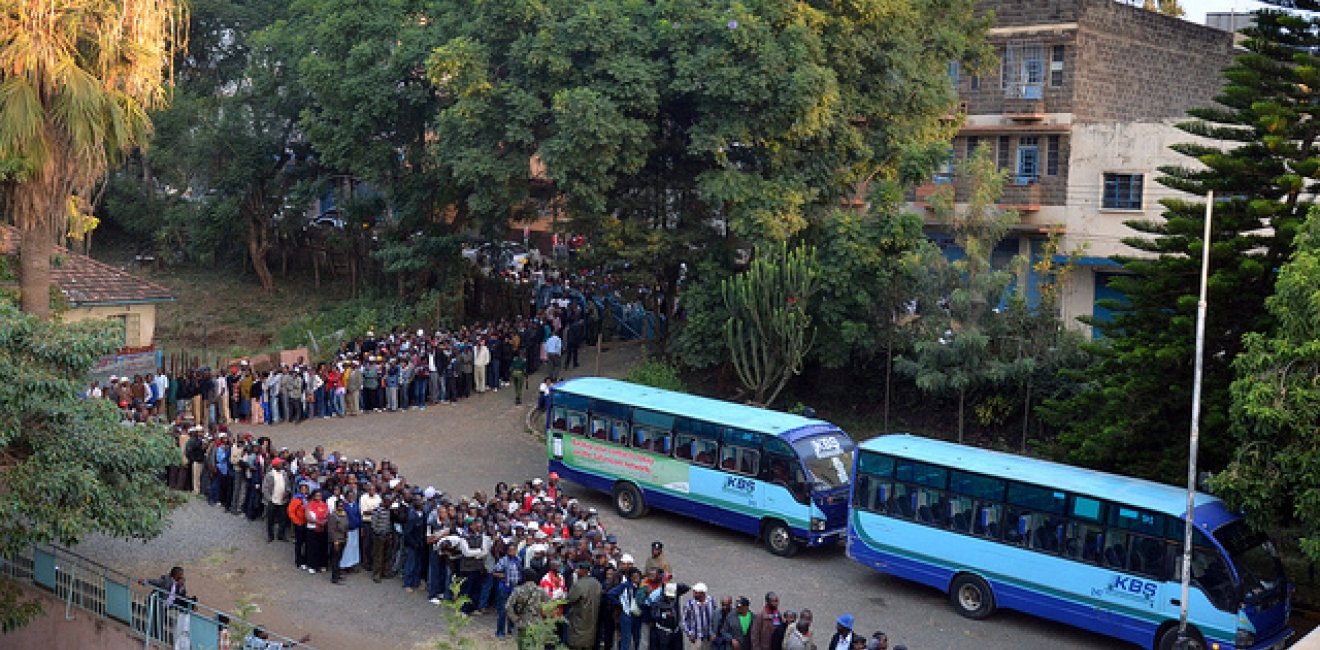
948, 60, 960, 88
971, 75, 981, 91
965, 136, 980, 158
1016, 137, 1039, 184
1103, 173, 1144, 210
1050, 45, 1065, 87
997, 136, 1011, 171
1002, 42, 1045, 99
1046, 135, 1060, 176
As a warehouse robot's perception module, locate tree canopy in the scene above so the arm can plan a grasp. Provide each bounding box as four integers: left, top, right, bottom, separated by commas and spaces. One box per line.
1212, 206, 1320, 562
0, 0, 186, 317
0, 303, 180, 628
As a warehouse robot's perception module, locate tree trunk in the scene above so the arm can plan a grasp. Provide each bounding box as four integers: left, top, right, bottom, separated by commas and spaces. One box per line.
247, 219, 274, 292
18, 223, 54, 319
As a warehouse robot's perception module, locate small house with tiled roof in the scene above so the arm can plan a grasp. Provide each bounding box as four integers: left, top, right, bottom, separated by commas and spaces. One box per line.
1, 225, 175, 347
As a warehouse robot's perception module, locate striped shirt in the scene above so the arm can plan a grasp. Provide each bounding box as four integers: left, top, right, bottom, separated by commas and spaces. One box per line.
494, 555, 522, 589
683, 596, 719, 641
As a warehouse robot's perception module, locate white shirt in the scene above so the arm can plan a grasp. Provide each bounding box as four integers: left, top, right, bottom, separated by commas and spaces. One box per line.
155, 374, 170, 399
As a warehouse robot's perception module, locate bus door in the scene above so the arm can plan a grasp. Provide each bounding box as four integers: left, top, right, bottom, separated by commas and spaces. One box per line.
762, 437, 810, 513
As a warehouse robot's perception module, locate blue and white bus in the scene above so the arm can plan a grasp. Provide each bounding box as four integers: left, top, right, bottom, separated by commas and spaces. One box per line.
546, 377, 855, 555
848, 435, 1292, 650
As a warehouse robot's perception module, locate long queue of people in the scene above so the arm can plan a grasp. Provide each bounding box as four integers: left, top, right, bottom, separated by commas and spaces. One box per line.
95, 301, 590, 428
162, 417, 907, 650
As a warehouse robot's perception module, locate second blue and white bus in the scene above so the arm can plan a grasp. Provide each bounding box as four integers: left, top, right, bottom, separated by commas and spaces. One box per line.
848, 434, 1292, 650
546, 377, 855, 555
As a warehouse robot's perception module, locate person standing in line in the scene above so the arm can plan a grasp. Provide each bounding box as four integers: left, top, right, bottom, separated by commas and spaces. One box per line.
262, 458, 291, 542
770, 611, 797, 650
544, 329, 563, 381
344, 360, 363, 416
288, 483, 310, 570
492, 541, 523, 639
565, 561, 602, 650
825, 615, 856, 650
327, 499, 348, 584
782, 610, 814, 650
683, 583, 719, 650
474, 338, 491, 394
749, 592, 783, 650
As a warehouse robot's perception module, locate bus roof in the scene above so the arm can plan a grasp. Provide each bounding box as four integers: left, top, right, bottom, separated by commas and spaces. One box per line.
859, 434, 1220, 518
552, 377, 834, 438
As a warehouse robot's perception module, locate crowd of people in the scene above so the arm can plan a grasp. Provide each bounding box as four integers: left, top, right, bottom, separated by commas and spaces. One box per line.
156, 411, 909, 650
91, 295, 597, 427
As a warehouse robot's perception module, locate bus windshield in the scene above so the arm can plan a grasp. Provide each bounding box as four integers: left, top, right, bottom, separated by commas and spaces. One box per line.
792, 433, 854, 491
1214, 520, 1286, 605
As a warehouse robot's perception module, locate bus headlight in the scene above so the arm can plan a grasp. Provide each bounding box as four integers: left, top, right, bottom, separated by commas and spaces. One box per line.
1236, 629, 1255, 648
810, 517, 827, 531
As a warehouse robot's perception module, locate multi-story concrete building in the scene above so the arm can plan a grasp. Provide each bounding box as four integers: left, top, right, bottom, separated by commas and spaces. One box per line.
913, 0, 1235, 334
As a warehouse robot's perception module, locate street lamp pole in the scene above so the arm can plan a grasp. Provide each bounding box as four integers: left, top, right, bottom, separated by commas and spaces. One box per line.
1176, 191, 1214, 649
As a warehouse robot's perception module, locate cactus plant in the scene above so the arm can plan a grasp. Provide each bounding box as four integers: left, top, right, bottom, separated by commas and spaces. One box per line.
721, 244, 820, 407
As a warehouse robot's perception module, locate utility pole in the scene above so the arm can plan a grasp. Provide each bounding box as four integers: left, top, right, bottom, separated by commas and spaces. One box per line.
1176, 192, 1213, 649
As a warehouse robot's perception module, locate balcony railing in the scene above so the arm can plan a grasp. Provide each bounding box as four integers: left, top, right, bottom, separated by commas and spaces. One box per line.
0, 544, 317, 650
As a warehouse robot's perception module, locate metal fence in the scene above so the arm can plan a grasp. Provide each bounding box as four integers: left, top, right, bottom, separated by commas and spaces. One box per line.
1, 544, 317, 650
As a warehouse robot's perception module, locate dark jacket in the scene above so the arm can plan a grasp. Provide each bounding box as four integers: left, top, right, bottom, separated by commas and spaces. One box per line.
715, 607, 749, 650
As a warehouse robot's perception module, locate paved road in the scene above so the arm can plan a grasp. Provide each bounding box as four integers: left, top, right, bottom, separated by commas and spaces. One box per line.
72, 344, 1119, 650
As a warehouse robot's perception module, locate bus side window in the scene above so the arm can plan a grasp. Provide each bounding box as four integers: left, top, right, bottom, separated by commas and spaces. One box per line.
590, 417, 609, 441
656, 432, 673, 455
567, 411, 587, 434
632, 427, 651, 451
1065, 522, 1104, 562
975, 504, 1001, 539
890, 483, 912, 518
675, 435, 696, 461
948, 496, 974, 533
739, 449, 759, 475
609, 420, 628, 444
552, 407, 568, 431
1103, 530, 1130, 569
1129, 535, 1171, 578
693, 440, 718, 467
720, 446, 738, 471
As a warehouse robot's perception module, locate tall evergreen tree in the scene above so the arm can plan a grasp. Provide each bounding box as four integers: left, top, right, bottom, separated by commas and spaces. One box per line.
1040, 10, 1320, 481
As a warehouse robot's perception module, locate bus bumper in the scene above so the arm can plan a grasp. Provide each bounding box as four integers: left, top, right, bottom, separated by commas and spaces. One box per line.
805, 528, 847, 548
1240, 626, 1292, 650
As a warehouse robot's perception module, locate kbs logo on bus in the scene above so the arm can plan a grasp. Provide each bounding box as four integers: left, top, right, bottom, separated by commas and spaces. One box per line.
1100, 575, 1158, 603
723, 476, 756, 496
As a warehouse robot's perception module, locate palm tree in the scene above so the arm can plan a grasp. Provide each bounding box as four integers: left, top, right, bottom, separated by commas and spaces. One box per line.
0, 0, 185, 318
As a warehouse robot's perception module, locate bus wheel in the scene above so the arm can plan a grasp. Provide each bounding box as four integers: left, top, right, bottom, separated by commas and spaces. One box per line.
949, 574, 995, 620
612, 483, 647, 519
762, 520, 801, 557
1156, 625, 1205, 650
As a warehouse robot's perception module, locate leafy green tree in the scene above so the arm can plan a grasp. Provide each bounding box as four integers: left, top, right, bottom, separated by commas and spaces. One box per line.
280, 0, 462, 299
0, 304, 180, 629
427, 0, 991, 342
810, 204, 943, 429
1211, 207, 1320, 562
723, 243, 820, 407
0, 0, 185, 318
896, 147, 1032, 443
1040, 10, 1320, 481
